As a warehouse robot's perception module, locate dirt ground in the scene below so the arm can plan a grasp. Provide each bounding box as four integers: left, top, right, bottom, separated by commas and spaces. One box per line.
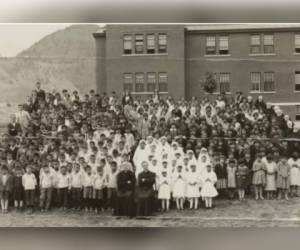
1, 198, 300, 227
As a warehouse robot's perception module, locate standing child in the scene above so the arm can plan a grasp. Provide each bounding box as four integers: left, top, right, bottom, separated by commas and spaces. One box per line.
236, 160, 249, 200
106, 161, 118, 215
70, 163, 83, 210
157, 170, 171, 212
56, 165, 70, 211
276, 156, 290, 200
82, 165, 94, 212
185, 165, 200, 209
200, 165, 218, 209
0, 165, 13, 213
93, 166, 106, 213
172, 165, 186, 210
39, 165, 55, 212
288, 152, 300, 197
265, 154, 277, 200
12, 167, 24, 211
227, 159, 237, 199
22, 165, 37, 213
214, 155, 228, 198
252, 154, 266, 200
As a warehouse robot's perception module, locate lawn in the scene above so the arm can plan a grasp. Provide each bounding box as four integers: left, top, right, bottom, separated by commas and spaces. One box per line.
1, 198, 300, 227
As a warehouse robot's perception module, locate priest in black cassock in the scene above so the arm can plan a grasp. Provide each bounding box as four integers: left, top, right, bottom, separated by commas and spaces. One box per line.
116, 162, 135, 218
136, 161, 156, 217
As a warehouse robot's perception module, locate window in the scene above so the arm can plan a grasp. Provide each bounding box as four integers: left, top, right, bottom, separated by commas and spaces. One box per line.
135, 73, 144, 92
206, 36, 216, 55
263, 34, 274, 53
135, 34, 144, 54
123, 73, 133, 92
123, 35, 132, 54
146, 34, 155, 54
295, 34, 300, 53
158, 34, 167, 53
219, 36, 229, 55
296, 105, 300, 121
250, 35, 261, 54
219, 73, 230, 93
295, 71, 300, 91
263, 72, 275, 92
158, 72, 168, 92
147, 72, 156, 92
250, 72, 261, 92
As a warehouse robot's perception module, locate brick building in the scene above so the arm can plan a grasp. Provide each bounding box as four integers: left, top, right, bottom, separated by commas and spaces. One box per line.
93, 24, 300, 120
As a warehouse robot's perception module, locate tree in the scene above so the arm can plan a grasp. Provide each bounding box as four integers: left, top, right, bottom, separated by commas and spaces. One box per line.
201, 72, 217, 94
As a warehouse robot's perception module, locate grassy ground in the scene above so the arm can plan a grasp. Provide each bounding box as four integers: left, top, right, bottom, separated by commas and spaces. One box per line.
1, 198, 300, 227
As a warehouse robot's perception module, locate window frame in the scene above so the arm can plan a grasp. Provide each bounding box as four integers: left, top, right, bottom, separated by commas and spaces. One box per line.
295, 34, 300, 53
123, 35, 132, 54
135, 72, 145, 92
146, 34, 156, 54
158, 33, 167, 54
158, 72, 168, 92
295, 71, 300, 91
219, 35, 229, 55
123, 73, 133, 92
250, 34, 261, 54
219, 72, 231, 93
263, 34, 275, 54
296, 105, 300, 121
135, 34, 144, 54
146, 72, 156, 92
250, 72, 261, 92
263, 71, 275, 92
206, 35, 217, 55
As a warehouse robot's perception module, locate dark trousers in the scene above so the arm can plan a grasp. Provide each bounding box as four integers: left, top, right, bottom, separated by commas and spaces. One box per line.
71, 188, 82, 209
40, 188, 53, 210
25, 189, 35, 208
57, 187, 68, 208
107, 188, 117, 212
117, 194, 135, 217
136, 197, 152, 216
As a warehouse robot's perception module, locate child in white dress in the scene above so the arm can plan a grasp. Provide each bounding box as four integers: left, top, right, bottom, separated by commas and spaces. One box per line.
200, 165, 218, 209
172, 165, 186, 210
186, 165, 200, 209
157, 170, 171, 212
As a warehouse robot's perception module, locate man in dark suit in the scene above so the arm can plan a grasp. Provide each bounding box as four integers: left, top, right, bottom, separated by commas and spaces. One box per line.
116, 162, 135, 218
7, 114, 22, 136
35, 82, 46, 101
136, 161, 156, 217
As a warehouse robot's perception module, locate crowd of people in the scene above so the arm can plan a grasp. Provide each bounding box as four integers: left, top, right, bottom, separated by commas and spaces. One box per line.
0, 81, 300, 218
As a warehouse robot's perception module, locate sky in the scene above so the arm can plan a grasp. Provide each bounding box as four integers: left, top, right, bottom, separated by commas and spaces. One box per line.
0, 24, 71, 57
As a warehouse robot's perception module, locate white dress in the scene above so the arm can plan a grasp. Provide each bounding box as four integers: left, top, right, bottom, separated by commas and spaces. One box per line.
200, 171, 218, 198
185, 171, 200, 198
158, 175, 171, 200
265, 161, 277, 191
172, 171, 186, 198
288, 158, 300, 186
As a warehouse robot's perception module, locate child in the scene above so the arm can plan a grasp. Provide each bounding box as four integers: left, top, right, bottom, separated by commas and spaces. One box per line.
252, 154, 266, 200
185, 165, 200, 209
39, 165, 55, 212
56, 165, 70, 211
172, 165, 186, 210
82, 165, 94, 212
0, 165, 13, 213
227, 159, 237, 199
200, 165, 218, 209
236, 160, 249, 200
276, 156, 290, 200
265, 154, 277, 200
288, 152, 300, 197
22, 165, 37, 213
70, 163, 83, 210
93, 166, 106, 213
214, 155, 228, 198
12, 167, 24, 211
157, 170, 171, 212
106, 161, 118, 215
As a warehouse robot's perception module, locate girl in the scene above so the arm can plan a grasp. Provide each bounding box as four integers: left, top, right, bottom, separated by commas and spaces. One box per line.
227, 159, 237, 199
22, 165, 37, 213
288, 152, 300, 197
157, 170, 171, 212
93, 166, 106, 213
214, 155, 228, 198
200, 165, 218, 209
185, 165, 200, 209
236, 160, 249, 200
265, 154, 277, 200
12, 167, 24, 211
0, 165, 13, 213
252, 154, 266, 200
172, 165, 186, 210
82, 165, 94, 212
277, 156, 290, 200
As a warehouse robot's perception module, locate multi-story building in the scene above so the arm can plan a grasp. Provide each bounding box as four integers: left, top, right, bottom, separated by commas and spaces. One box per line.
93, 24, 300, 120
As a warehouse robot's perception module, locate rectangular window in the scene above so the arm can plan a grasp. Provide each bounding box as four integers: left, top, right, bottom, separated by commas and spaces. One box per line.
250, 35, 261, 54
135, 34, 144, 54
158, 34, 167, 53
123, 73, 133, 92
123, 35, 132, 54
135, 73, 144, 92
263, 72, 275, 92
147, 72, 156, 92
158, 72, 168, 92
219, 73, 230, 93
296, 105, 300, 121
263, 34, 274, 54
219, 36, 229, 55
146, 34, 155, 54
295, 34, 300, 53
206, 36, 216, 55
250, 72, 261, 92
295, 71, 300, 91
